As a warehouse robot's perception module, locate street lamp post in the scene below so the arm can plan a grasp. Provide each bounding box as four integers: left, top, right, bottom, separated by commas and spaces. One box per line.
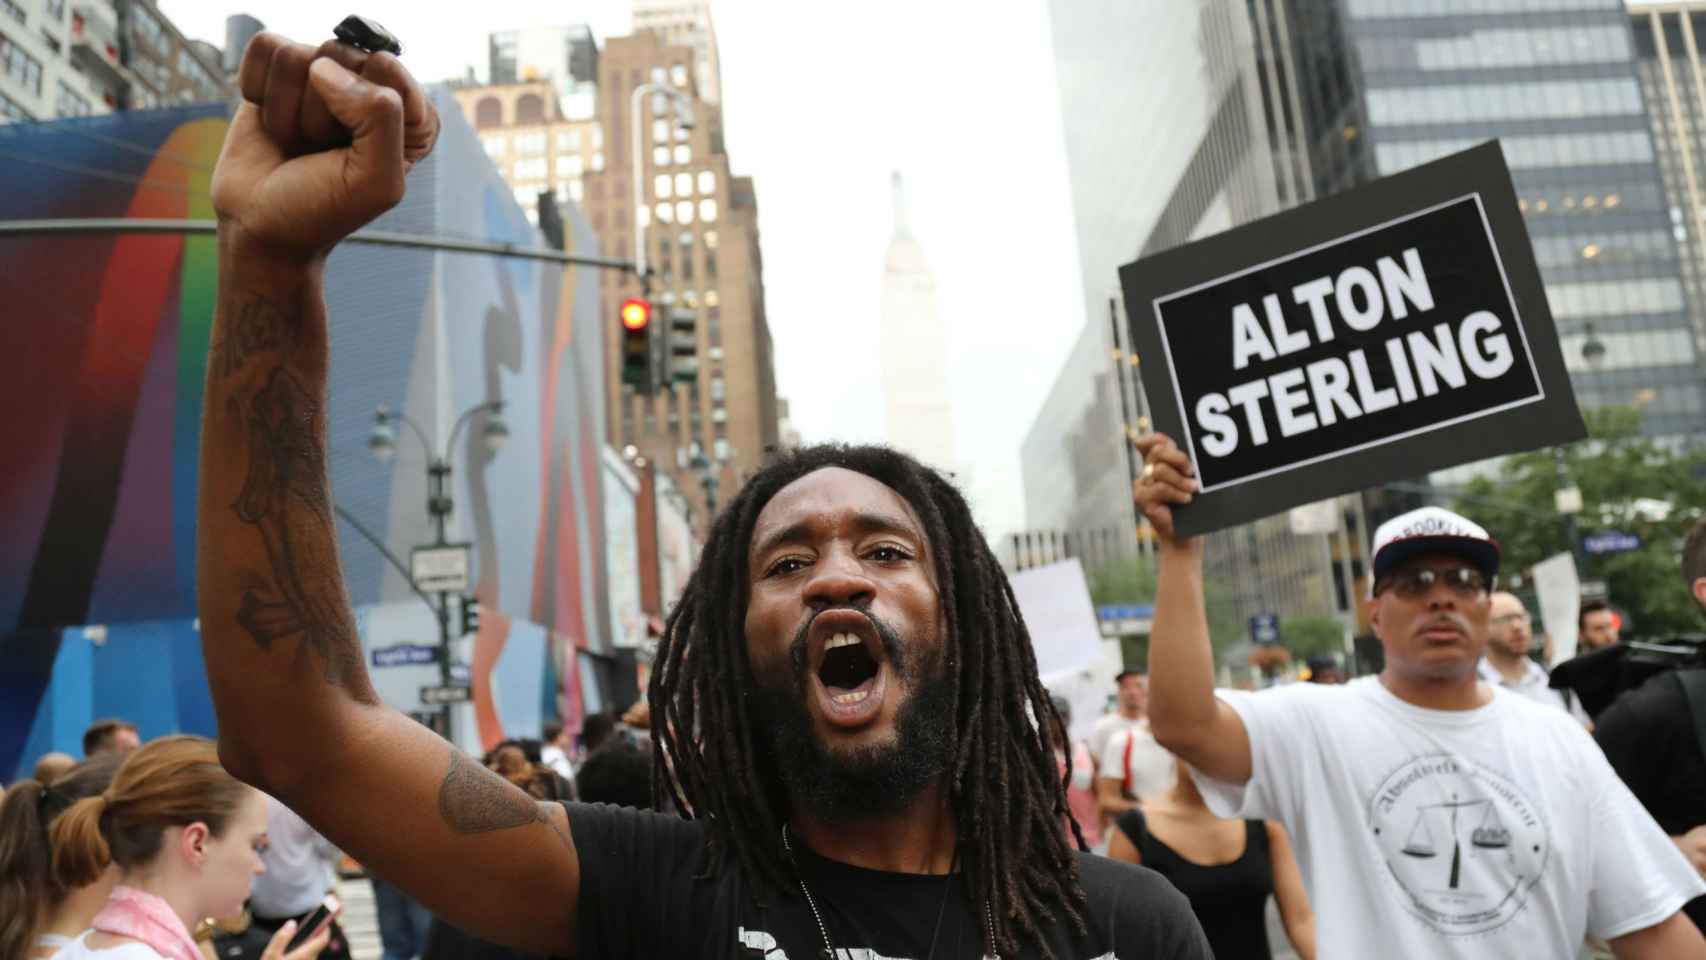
630, 82, 696, 285
368, 400, 509, 738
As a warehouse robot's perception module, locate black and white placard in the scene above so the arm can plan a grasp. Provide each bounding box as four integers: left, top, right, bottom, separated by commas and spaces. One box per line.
1120, 142, 1586, 536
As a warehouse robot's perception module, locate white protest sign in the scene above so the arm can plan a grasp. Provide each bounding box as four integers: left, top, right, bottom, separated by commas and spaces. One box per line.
1531, 551, 1580, 665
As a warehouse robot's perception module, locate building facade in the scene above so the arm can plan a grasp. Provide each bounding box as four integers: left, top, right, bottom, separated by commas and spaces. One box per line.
1631, 2, 1706, 373
452, 79, 606, 225
0, 0, 230, 124
489, 24, 599, 121
880, 172, 955, 471
583, 31, 778, 522
630, 0, 721, 104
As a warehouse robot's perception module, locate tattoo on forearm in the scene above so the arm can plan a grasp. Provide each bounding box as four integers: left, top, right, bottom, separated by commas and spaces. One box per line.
223, 355, 369, 697
212, 293, 294, 380
438, 747, 547, 834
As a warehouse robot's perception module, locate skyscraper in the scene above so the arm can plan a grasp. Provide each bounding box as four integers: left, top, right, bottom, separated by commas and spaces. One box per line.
879, 172, 955, 471
630, 0, 722, 104
488, 25, 601, 121
1631, 2, 1706, 369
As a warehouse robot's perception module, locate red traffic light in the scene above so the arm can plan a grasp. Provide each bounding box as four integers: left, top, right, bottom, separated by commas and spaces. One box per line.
621, 297, 653, 331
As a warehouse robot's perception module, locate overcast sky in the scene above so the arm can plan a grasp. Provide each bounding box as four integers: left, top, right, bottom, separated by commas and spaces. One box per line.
159, 0, 1089, 539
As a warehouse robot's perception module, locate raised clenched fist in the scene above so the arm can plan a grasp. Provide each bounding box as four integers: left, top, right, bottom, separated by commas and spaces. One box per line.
211, 33, 440, 262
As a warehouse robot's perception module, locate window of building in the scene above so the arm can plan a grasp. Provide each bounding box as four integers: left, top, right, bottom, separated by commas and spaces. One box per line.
55, 79, 90, 117
1365, 78, 1640, 126
514, 157, 548, 180
567, 180, 584, 203
673, 172, 691, 196
474, 96, 503, 128
557, 129, 580, 150
704, 230, 718, 250
129, 5, 164, 52
516, 93, 545, 124
39, 28, 61, 54
656, 202, 674, 224
653, 145, 671, 166
698, 170, 716, 195
671, 63, 688, 87
556, 154, 583, 177
655, 173, 672, 198
712, 406, 727, 424
515, 131, 546, 154
482, 134, 505, 157
674, 144, 691, 164
699, 198, 717, 222
653, 117, 670, 143
45, 0, 64, 19
636, 205, 650, 227
0, 30, 43, 95
0, 87, 31, 122
710, 377, 726, 401
2, 0, 25, 26
592, 125, 603, 148
651, 65, 666, 84
592, 152, 605, 172
714, 438, 731, 462
513, 185, 534, 206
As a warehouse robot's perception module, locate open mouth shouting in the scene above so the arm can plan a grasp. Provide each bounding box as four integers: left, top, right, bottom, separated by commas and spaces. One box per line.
806, 608, 891, 730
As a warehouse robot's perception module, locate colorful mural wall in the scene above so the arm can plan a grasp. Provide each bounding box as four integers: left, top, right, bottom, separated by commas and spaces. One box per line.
0, 96, 611, 777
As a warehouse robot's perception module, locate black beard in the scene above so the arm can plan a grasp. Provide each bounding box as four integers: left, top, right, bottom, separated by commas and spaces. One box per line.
750, 612, 955, 825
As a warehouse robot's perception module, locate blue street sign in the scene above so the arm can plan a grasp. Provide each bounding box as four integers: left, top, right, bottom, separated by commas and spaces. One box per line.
1582, 531, 1643, 555
372, 643, 439, 668
1249, 613, 1281, 646
1098, 604, 1156, 622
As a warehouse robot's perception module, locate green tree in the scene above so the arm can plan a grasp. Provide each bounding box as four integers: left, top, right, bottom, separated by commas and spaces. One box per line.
1451, 406, 1706, 638
1280, 615, 1349, 660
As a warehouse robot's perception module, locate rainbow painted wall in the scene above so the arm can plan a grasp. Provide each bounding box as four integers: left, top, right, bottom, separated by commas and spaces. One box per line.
0, 96, 612, 777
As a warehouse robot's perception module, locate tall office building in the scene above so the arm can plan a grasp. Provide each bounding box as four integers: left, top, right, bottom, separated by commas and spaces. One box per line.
584, 31, 778, 524
630, 0, 721, 103
488, 25, 600, 121
879, 172, 955, 471
1, 0, 229, 124
1631, 2, 1706, 368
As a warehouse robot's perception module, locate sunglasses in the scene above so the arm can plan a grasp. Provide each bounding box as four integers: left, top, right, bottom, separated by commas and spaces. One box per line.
1375, 565, 1487, 598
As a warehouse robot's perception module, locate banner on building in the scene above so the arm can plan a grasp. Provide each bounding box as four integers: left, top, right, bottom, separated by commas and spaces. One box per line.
1120, 142, 1585, 535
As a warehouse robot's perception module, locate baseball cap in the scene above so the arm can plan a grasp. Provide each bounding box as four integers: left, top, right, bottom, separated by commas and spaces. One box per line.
1370, 506, 1500, 589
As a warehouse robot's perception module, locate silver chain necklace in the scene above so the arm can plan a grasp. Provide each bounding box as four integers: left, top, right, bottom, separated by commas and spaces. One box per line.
780, 823, 999, 960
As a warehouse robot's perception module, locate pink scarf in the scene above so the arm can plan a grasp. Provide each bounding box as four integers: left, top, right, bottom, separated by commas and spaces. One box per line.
90, 885, 203, 960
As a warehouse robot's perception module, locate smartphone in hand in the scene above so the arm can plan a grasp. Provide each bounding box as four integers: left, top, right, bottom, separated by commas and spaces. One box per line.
284, 893, 342, 953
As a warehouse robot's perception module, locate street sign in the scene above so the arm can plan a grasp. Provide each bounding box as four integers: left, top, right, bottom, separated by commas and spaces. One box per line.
411, 543, 471, 593
1580, 580, 1610, 600
420, 684, 473, 706
449, 662, 470, 684
1097, 604, 1155, 622
1582, 531, 1643, 555
1121, 142, 1585, 536
372, 643, 438, 668
1250, 613, 1281, 646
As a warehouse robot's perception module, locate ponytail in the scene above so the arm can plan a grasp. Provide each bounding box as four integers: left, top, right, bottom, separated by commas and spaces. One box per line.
0, 781, 54, 960
50, 794, 114, 892
0, 753, 119, 959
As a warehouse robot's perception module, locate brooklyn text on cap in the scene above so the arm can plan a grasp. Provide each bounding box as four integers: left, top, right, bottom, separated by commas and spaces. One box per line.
1370, 505, 1500, 587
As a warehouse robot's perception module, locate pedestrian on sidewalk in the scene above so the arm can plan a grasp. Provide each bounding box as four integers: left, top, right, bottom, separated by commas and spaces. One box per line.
1135, 431, 1705, 959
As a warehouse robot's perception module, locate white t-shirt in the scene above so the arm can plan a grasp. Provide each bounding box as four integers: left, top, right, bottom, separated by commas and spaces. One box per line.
1098, 723, 1177, 801
48, 932, 165, 959
1192, 677, 1703, 959
1476, 657, 1569, 712
1087, 712, 1144, 767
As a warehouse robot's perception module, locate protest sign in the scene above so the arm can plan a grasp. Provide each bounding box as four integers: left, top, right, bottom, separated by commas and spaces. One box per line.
1120, 142, 1585, 536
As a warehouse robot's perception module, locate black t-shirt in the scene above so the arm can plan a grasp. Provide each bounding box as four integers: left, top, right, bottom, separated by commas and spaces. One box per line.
568, 802, 1211, 959
1594, 670, 1706, 931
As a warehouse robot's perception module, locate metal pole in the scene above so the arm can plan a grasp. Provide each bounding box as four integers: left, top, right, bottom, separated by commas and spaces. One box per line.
629, 82, 689, 282
1107, 296, 1149, 566
0, 218, 636, 269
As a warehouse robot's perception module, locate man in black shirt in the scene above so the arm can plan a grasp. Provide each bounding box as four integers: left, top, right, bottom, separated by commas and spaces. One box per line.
1596, 517, 1706, 933
195, 31, 1208, 960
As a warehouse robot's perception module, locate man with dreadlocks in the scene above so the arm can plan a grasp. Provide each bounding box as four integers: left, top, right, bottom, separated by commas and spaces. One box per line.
194, 30, 1208, 960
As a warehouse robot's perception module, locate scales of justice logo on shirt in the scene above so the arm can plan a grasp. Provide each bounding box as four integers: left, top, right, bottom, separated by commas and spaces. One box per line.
1366, 754, 1551, 935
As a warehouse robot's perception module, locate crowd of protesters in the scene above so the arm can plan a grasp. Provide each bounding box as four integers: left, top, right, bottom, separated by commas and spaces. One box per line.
16, 27, 1706, 960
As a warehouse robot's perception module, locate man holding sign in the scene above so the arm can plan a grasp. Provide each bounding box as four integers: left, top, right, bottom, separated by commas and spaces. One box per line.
1135, 432, 1706, 959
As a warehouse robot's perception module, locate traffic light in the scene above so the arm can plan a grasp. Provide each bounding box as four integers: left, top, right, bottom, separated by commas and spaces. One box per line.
667, 307, 699, 384
620, 297, 656, 393
459, 594, 480, 636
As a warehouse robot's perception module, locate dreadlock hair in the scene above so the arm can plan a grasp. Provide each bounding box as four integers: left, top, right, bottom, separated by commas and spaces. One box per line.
649, 443, 1088, 959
